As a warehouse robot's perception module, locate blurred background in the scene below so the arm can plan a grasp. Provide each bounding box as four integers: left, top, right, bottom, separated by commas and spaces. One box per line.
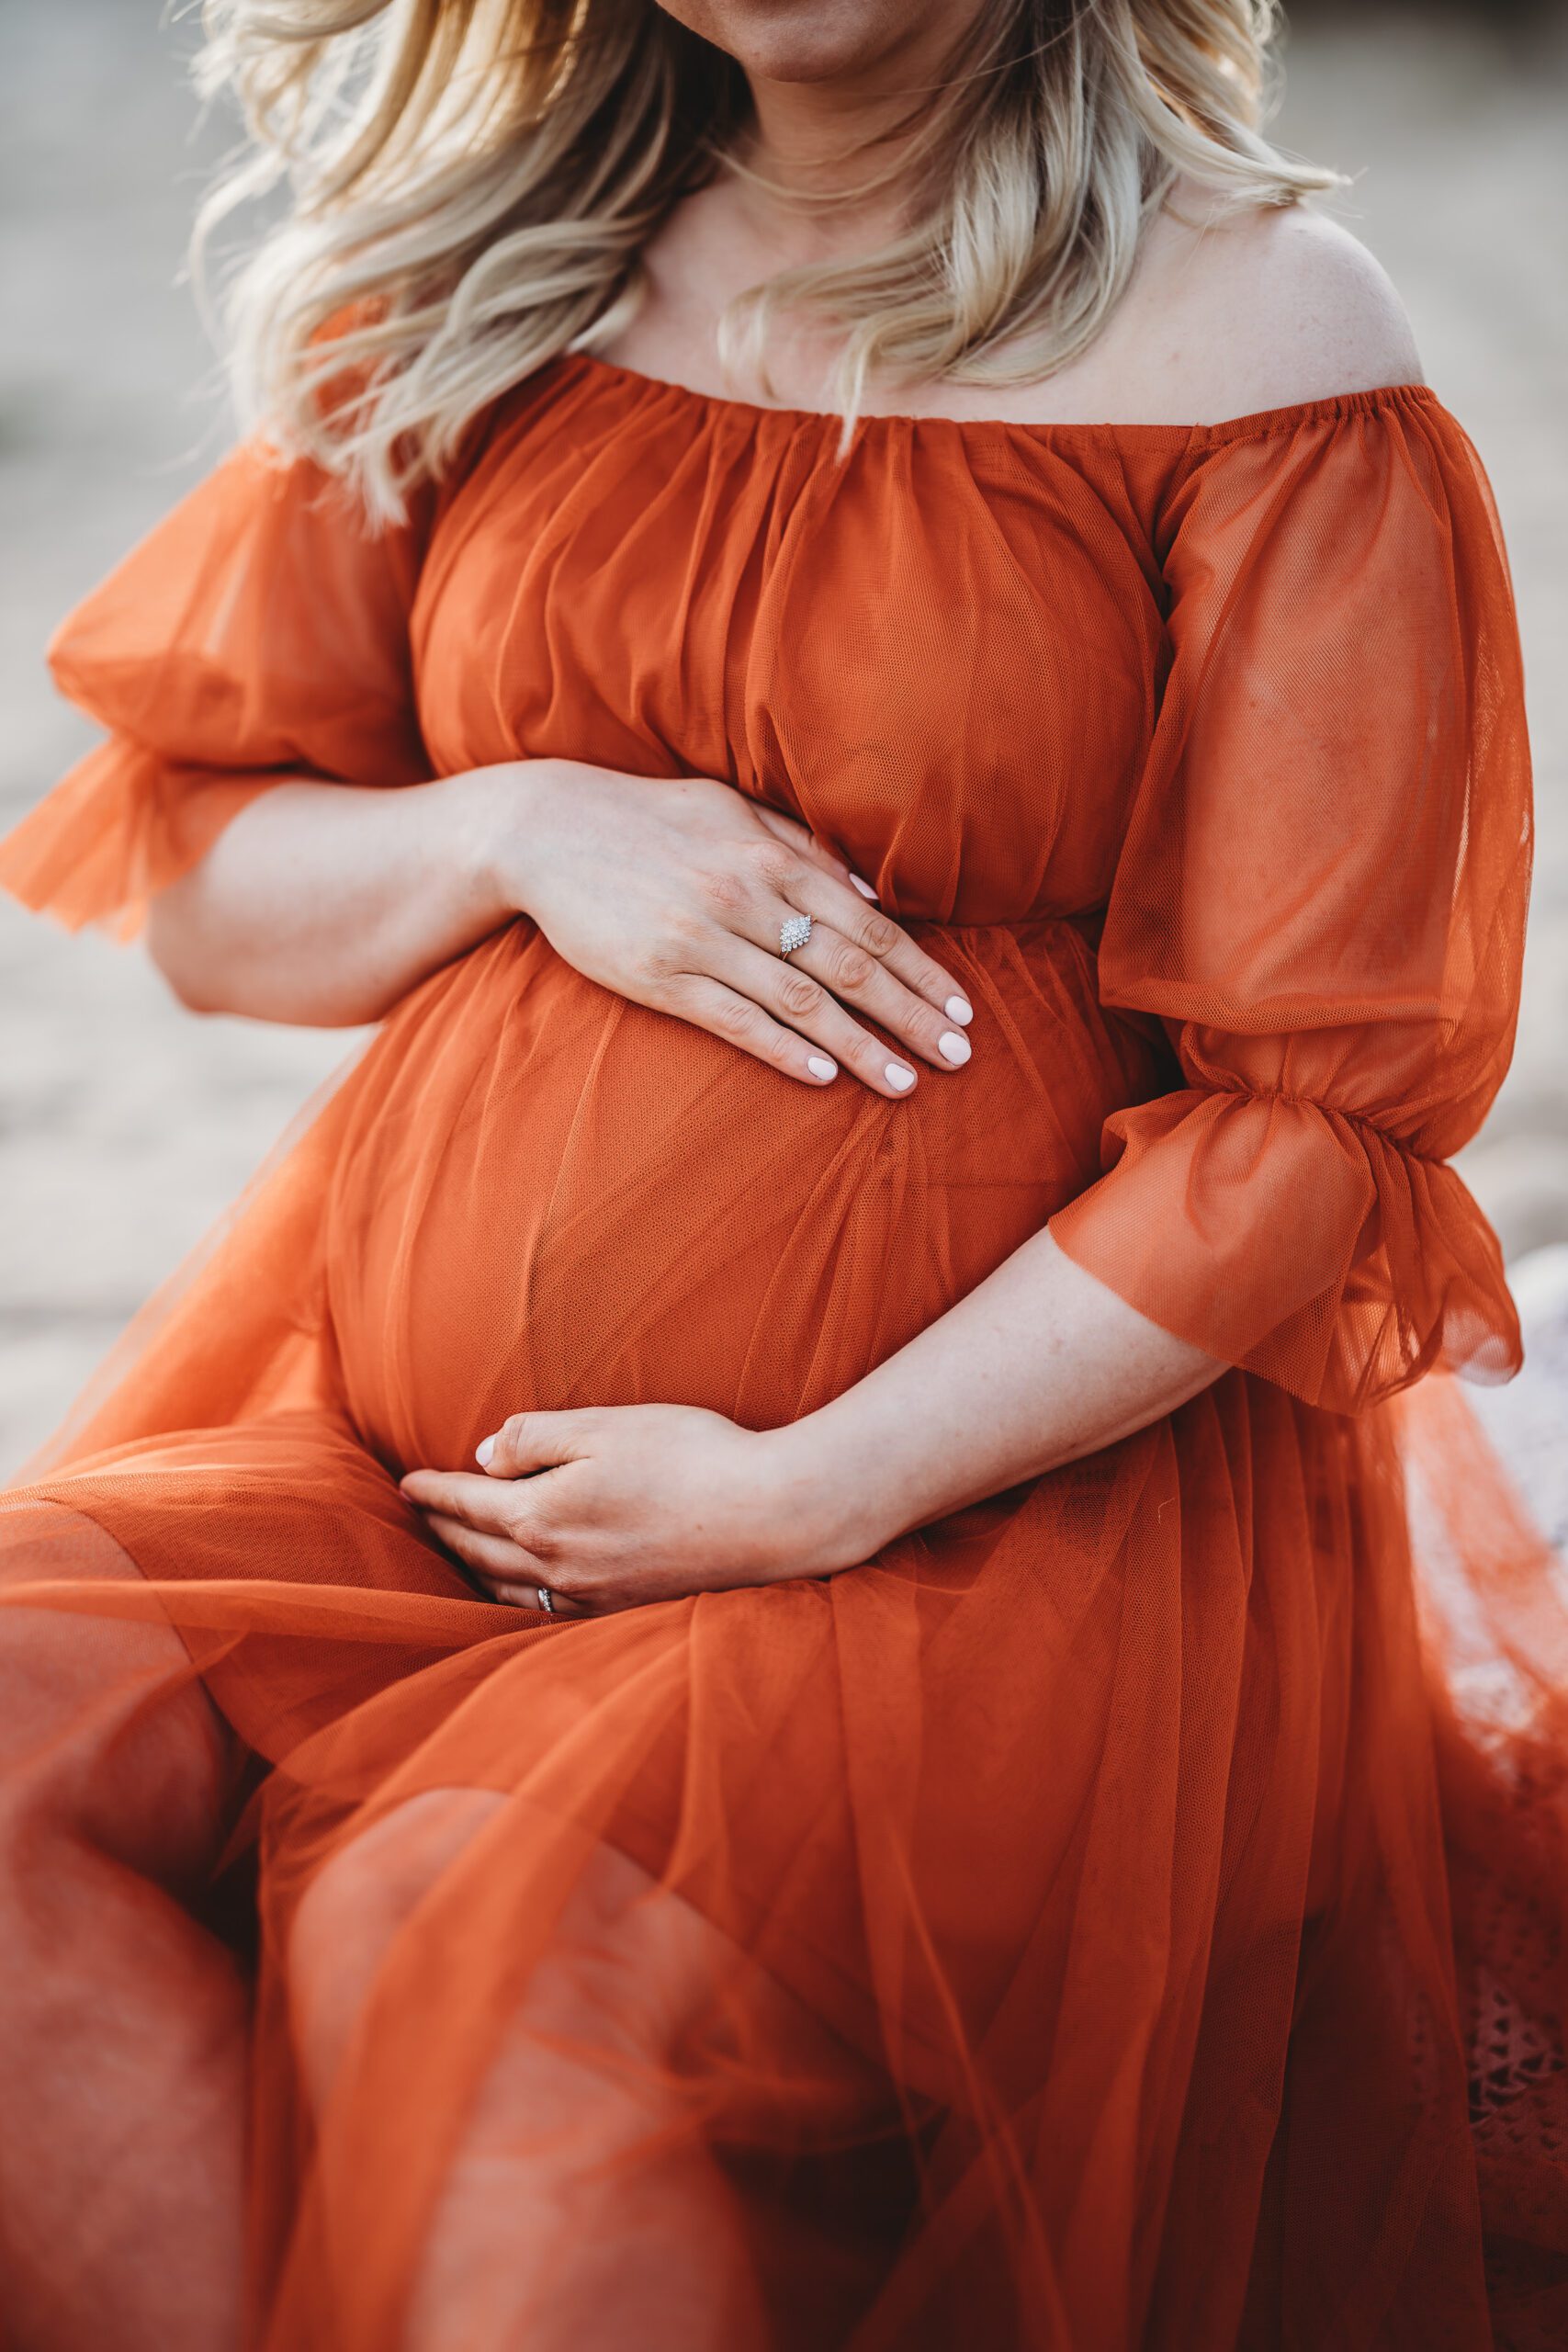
2, 2, 1565, 1508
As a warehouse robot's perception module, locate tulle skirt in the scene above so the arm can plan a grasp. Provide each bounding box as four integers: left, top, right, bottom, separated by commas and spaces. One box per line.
3, 919, 1565, 2349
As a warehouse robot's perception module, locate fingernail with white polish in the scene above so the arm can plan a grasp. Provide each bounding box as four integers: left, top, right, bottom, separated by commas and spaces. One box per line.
886, 1062, 916, 1091
475, 1435, 496, 1466
944, 995, 973, 1025
938, 1031, 971, 1065
851, 874, 880, 899
807, 1055, 838, 1080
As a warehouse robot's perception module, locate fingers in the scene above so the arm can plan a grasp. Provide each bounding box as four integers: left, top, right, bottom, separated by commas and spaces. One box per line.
749, 846, 964, 1020
801, 922, 972, 1072
422, 1511, 590, 1619
721, 842, 963, 1022
421, 1509, 537, 1582
664, 836, 974, 1095
750, 806, 877, 899
489, 1577, 591, 1619
477, 1410, 584, 1479
400, 1466, 523, 1532
727, 931, 970, 1088
793, 885, 971, 1037
658, 973, 849, 1089
734, 847, 974, 1049
711, 940, 924, 1096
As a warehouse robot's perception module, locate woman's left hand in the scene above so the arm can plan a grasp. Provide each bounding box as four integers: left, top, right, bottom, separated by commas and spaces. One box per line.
399, 1404, 869, 1617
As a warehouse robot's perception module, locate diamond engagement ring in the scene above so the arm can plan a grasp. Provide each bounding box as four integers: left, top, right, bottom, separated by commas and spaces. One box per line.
536, 1586, 557, 1615
779, 913, 813, 957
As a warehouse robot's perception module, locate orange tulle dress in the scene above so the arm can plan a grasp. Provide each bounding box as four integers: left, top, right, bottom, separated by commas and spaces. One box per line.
0, 355, 1560, 2351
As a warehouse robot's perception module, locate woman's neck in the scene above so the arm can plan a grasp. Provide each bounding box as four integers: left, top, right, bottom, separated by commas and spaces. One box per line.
726, 6, 982, 256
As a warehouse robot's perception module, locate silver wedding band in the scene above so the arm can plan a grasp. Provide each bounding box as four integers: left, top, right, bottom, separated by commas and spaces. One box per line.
536, 1585, 557, 1615
779, 912, 813, 957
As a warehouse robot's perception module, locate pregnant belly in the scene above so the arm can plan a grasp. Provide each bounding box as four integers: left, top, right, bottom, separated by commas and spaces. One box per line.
324, 917, 1159, 1475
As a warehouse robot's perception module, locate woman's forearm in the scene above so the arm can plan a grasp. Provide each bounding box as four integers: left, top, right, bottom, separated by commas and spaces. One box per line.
145, 766, 525, 1025
777, 1230, 1225, 1565
143, 761, 980, 1093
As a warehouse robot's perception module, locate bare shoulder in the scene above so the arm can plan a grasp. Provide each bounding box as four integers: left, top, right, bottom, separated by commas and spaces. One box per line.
604, 177, 1425, 428
1114, 196, 1426, 419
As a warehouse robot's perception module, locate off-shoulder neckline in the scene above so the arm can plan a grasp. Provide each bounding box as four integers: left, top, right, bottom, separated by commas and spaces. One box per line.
561, 349, 1438, 447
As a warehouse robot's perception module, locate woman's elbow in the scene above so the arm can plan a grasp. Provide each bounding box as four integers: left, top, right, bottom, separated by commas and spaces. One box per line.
144, 887, 233, 1015
143, 889, 386, 1027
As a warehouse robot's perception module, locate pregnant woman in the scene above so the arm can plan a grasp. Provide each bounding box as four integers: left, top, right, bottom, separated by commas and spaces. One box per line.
0, 1, 1556, 2346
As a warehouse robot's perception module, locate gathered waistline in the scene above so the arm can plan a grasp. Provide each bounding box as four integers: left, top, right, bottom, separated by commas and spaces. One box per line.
893, 910, 1102, 938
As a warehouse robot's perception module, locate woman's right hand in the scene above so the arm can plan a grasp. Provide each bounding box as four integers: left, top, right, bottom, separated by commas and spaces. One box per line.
476, 759, 975, 1097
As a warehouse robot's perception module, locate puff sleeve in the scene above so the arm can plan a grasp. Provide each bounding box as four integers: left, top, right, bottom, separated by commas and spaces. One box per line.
1048, 389, 1532, 1412
0, 441, 434, 938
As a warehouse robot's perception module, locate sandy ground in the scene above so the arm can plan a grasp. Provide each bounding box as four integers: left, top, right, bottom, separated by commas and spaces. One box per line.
1, 4, 1564, 1521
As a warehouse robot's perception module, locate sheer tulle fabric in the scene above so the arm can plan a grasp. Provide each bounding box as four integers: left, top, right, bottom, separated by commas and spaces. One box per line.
0, 360, 1558, 2349
0, 443, 434, 938
1049, 406, 1529, 1408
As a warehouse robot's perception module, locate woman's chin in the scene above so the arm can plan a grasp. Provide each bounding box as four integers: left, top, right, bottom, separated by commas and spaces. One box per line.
654, 0, 937, 87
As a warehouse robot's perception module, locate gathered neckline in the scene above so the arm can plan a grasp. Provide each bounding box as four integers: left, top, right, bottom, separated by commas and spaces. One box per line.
561, 347, 1438, 447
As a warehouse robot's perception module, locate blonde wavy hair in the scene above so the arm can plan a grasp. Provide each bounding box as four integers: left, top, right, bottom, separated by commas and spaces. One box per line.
195, 0, 1336, 520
